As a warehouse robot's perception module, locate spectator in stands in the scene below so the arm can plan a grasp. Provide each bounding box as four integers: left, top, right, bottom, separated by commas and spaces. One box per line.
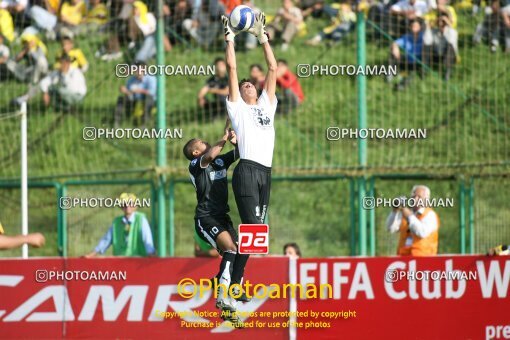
266, 0, 303, 51
98, 0, 170, 62
194, 230, 220, 257
57, 0, 87, 38
306, 3, 355, 46
0, 219, 45, 250
366, 0, 391, 39
487, 244, 510, 255
164, 0, 192, 45
6, 33, 48, 84
183, 0, 225, 49
12, 53, 86, 108
220, 0, 241, 14
390, 0, 429, 20
0, 8, 14, 43
283, 242, 301, 259
386, 185, 440, 256
95, 0, 150, 61
276, 59, 303, 113
423, 0, 457, 28
0, 0, 27, 28
302, 0, 352, 21
54, 36, 88, 73
473, 0, 508, 53
114, 61, 156, 127
97, 1, 164, 62
132, 0, 157, 62
249, 63, 265, 91
111, 0, 135, 22
27, 0, 60, 39
95, 0, 133, 60
423, 13, 457, 81
197, 57, 229, 118
85, 193, 156, 257
387, 19, 423, 90
301, 0, 328, 18
390, 0, 429, 36
504, 1, 510, 53
78, 0, 109, 34
0, 34, 9, 80
40, 53, 87, 109
0, 0, 26, 13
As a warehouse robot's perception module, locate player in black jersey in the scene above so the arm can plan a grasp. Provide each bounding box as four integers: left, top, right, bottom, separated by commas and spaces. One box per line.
183, 122, 248, 325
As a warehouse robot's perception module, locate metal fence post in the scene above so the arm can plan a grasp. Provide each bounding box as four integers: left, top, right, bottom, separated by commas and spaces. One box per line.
459, 180, 466, 254
168, 179, 175, 257
357, 10, 368, 257
349, 178, 357, 256
368, 177, 376, 256
156, 0, 167, 257
60, 184, 68, 257
468, 178, 475, 254
56, 184, 64, 256
358, 177, 367, 256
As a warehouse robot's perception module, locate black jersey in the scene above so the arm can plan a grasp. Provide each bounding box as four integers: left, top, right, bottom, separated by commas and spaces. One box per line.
189, 149, 238, 219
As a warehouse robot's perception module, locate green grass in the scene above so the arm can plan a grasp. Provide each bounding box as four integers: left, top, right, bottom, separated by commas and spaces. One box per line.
0, 6, 509, 257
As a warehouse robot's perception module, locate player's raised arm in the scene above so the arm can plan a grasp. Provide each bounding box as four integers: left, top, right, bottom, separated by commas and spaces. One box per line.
200, 119, 231, 167
222, 16, 240, 103
225, 42, 239, 102
249, 13, 277, 104
262, 42, 277, 104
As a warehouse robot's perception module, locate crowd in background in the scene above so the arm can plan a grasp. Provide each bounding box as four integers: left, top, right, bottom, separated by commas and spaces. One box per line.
0, 0, 508, 115
0, 0, 164, 117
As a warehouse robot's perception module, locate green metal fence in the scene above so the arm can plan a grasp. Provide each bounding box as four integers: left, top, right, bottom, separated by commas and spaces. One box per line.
0, 173, 485, 257
0, 182, 60, 257
61, 179, 157, 257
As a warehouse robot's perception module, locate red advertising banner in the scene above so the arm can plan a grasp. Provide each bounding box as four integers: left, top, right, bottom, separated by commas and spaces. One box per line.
0, 257, 289, 339
295, 256, 510, 340
0, 256, 508, 339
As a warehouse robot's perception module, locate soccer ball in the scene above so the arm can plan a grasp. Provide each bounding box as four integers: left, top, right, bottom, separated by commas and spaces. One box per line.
229, 5, 255, 32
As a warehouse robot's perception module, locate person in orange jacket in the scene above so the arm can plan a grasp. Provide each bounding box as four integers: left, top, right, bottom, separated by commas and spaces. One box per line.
386, 185, 440, 256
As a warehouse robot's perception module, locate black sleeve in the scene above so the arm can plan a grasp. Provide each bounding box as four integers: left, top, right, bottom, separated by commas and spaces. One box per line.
188, 156, 205, 176
206, 76, 215, 87
219, 149, 239, 169
219, 76, 229, 89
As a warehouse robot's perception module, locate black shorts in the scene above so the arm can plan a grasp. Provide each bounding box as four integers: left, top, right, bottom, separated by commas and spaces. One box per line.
195, 214, 238, 252
232, 159, 272, 224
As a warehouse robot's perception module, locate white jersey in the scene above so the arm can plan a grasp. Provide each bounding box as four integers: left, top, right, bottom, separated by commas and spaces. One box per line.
391, 0, 430, 17
226, 90, 277, 167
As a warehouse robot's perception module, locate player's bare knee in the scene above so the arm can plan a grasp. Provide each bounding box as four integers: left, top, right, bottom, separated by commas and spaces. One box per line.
225, 243, 237, 252
217, 237, 237, 253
